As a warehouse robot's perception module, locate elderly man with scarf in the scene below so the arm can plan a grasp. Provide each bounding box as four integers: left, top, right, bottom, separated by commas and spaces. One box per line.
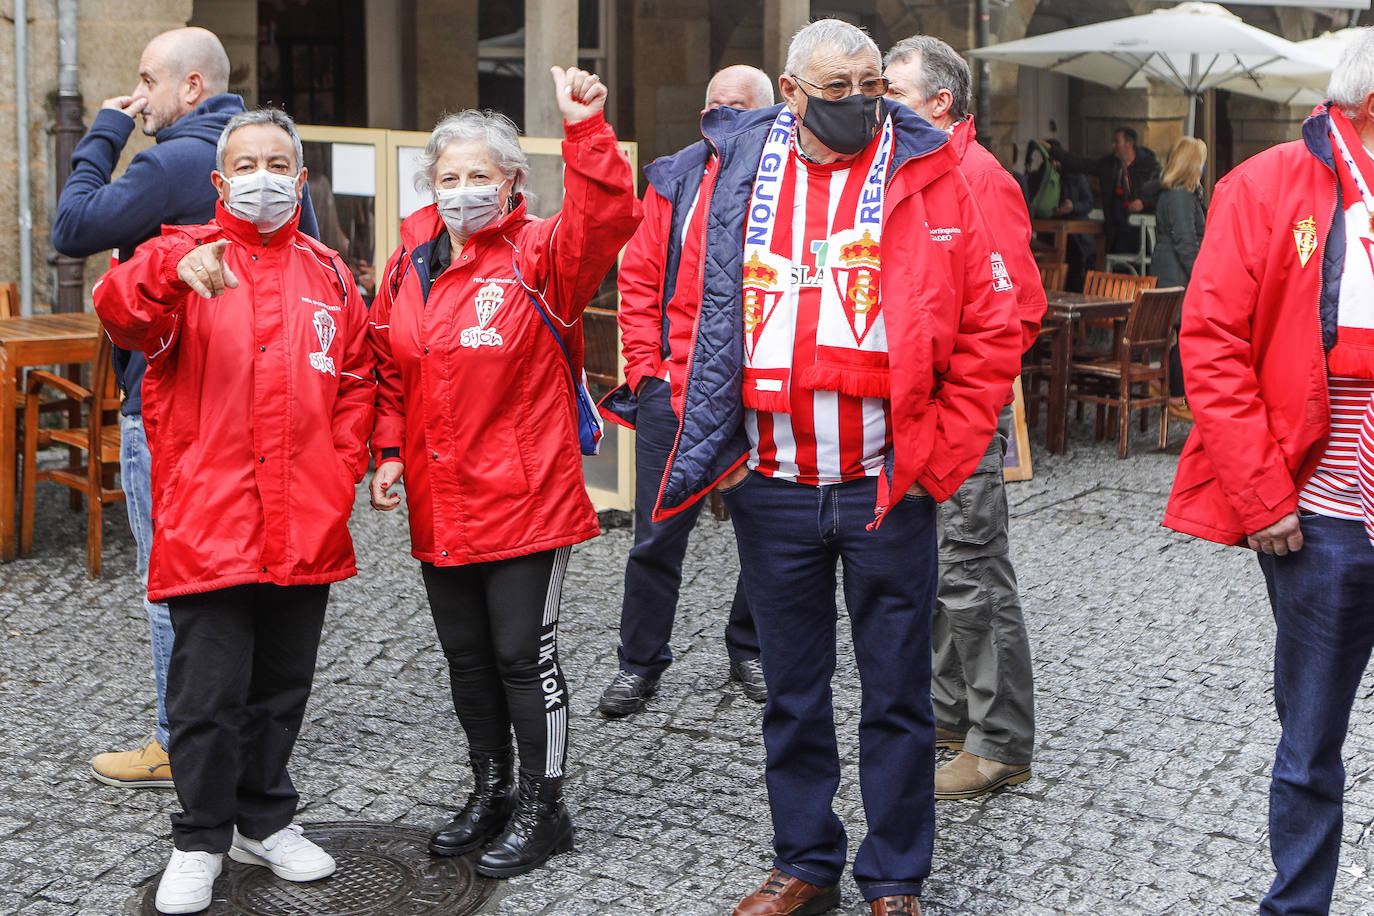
1164, 29, 1374, 916
647, 19, 1020, 916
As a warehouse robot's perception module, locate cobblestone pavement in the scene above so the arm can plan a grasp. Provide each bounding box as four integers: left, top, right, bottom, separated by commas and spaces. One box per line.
3, 419, 1374, 916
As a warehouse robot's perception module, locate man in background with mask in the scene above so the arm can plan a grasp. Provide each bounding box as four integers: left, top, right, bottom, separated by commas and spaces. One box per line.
51, 27, 317, 791
884, 35, 1042, 802
646, 19, 1020, 916
597, 64, 775, 718
94, 108, 373, 915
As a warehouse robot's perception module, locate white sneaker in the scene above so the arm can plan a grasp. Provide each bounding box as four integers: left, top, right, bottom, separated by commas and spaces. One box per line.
154, 849, 222, 914
229, 824, 336, 881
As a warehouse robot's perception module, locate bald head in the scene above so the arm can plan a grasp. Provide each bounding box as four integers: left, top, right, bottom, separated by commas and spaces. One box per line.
703, 65, 775, 114
131, 27, 230, 136
147, 28, 231, 93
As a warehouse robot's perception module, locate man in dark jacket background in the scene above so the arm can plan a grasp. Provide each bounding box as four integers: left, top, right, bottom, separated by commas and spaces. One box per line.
51, 26, 318, 790
1050, 126, 1160, 254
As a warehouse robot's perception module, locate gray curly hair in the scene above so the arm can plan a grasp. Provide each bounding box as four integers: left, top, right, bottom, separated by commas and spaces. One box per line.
414, 110, 531, 195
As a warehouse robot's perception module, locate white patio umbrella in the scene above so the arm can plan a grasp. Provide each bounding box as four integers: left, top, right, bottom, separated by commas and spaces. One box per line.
968, 1, 1332, 135
1213, 28, 1361, 107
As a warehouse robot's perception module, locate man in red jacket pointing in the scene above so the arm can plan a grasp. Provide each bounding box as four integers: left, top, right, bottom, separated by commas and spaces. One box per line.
884, 35, 1044, 801
94, 108, 374, 915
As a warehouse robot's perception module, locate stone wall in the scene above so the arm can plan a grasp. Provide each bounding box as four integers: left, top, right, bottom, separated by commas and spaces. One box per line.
2, 1, 191, 312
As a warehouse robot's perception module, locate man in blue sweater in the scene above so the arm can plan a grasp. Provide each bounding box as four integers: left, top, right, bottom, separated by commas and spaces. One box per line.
52, 27, 318, 789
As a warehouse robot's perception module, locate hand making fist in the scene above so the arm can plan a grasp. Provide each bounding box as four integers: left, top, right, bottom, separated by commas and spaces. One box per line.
551, 66, 607, 125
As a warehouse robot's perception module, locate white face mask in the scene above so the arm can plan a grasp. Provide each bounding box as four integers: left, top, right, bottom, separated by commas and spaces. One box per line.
222, 169, 300, 233
436, 183, 505, 239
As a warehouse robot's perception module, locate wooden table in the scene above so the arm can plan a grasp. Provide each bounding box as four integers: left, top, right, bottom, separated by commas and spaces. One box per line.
1031, 218, 1107, 271
1042, 291, 1133, 454
0, 312, 104, 559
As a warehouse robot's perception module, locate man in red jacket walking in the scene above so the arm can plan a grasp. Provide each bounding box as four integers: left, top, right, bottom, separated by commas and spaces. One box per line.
1164, 29, 1374, 916
884, 35, 1044, 801
596, 64, 775, 718
95, 109, 374, 915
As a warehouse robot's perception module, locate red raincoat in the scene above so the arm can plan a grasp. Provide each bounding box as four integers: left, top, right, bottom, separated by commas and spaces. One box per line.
94, 203, 375, 601
368, 112, 641, 565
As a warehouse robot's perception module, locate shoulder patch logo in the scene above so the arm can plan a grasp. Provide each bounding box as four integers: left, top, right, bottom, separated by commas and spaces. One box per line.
309, 309, 336, 375
990, 251, 1014, 292
1293, 216, 1318, 268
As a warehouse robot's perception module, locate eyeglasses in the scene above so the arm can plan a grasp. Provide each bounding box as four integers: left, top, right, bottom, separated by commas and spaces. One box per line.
789, 73, 890, 102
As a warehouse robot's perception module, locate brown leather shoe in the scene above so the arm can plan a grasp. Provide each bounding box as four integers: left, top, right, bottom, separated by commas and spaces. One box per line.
934, 751, 1031, 800
734, 868, 841, 915
871, 895, 921, 916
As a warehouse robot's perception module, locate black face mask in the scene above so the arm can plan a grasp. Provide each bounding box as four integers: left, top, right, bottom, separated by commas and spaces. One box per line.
800, 92, 882, 156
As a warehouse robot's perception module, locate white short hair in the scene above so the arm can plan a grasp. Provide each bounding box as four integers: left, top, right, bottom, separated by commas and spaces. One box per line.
1328, 27, 1374, 117
784, 19, 880, 78
414, 110, 530, 195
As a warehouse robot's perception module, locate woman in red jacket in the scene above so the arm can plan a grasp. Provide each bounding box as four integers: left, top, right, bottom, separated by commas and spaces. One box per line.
367, 66, 640, 877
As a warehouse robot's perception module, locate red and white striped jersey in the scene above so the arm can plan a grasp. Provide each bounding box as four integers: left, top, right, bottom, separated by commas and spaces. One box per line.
744, 150, 892, 485
1297, 376, 1374, 519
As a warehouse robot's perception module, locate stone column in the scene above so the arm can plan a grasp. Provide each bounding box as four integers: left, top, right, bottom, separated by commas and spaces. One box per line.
763, 0, 808, 78
525, 0, 578, 137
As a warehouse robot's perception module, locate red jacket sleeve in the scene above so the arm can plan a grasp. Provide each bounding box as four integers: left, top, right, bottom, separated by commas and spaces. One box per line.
367, 244, 408, 458
617, 185, 672, 394
1177, 168, 1296, 534
331, 260, 378, 482
92, 227, 207, 359
914, 173, 1022, 500
520, 111, 643, 327
968, 165, 1047, 353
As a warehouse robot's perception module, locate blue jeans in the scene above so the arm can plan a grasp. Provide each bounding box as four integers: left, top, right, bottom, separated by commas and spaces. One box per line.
618, 378, 758, 678
120, 412, 172, 750
723, 471, 937, 901
1258, 514, 1374, 915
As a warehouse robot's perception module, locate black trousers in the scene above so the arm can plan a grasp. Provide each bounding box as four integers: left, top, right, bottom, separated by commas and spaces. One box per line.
421, 547, 570, 778
165, 583, 329, 853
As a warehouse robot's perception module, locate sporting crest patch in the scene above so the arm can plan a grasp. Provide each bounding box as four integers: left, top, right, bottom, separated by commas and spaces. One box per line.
309, 309, 336, 375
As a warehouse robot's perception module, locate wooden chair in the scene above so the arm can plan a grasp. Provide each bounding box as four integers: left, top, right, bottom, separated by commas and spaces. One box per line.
1038, 262, 1067, 293
1082, 270, 1158, 301
0, 282, 17, 319
19, 333, 124, 577
1066, 286, 1185, 458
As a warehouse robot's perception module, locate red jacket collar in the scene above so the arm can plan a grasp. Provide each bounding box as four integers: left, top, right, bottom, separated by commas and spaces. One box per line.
214, 199, 303, 248
948, 116, 976, 163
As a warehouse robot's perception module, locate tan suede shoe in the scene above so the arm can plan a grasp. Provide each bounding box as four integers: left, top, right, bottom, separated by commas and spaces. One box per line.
870, 895, 921, 915
733, 868, 840, 915
933, 751, 1030, 800
90, 736, 173, 788
935, 727, 965, 751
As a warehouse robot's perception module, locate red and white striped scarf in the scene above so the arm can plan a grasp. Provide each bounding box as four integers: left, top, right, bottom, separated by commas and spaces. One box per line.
740, 107, 895, 413
1326, 106, 1374, 544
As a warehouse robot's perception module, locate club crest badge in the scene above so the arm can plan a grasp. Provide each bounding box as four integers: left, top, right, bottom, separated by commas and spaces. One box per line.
309, 308, 336, 375
742, 252, 784, 360
461, 281, 505, 348
828, 229, 882, 345
1293, 216, 1318, 268
990, 251, 1014, 292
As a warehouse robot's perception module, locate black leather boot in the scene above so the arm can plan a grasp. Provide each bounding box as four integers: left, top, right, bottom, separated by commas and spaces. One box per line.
474, 772, 574, 877
428, 750, 516, 856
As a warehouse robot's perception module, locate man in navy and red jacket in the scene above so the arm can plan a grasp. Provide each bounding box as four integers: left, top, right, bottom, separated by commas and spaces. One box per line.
1164, 28, 1374, 916
655, 20, 1019, 916
597, 65, 775, 718
884, 35, 1043, 803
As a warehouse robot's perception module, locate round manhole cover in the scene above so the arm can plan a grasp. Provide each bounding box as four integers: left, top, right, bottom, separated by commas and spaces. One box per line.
135, 822, 496, 915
